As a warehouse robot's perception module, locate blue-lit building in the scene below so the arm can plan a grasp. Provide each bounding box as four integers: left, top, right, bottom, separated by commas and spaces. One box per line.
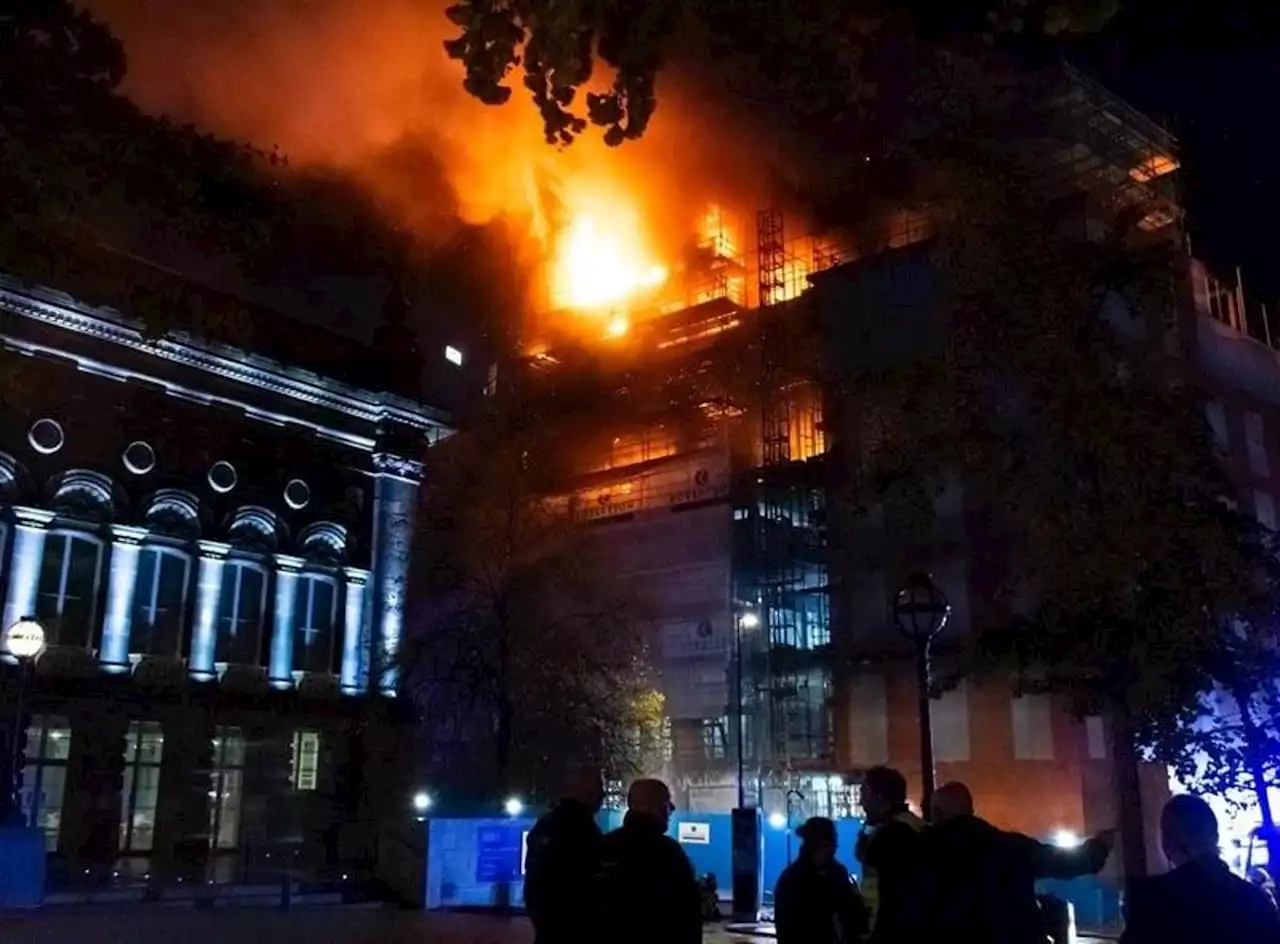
0, 267, 451, 886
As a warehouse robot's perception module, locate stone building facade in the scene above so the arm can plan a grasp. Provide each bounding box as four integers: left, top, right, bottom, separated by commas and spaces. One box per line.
0, 274, 449, 886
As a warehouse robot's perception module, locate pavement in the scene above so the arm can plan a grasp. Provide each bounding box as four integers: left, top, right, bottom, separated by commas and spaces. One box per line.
0, 905, 1120, 944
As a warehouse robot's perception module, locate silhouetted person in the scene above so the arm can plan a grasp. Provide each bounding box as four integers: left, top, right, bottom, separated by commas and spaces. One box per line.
600, 779, 700, 944
856, 766, 927, 944
1250, 866, 1279, 911
775, 816, 869, 944
1121, 794, 1280, 944
924, 781, 1111, 944
523, 766, 606, 944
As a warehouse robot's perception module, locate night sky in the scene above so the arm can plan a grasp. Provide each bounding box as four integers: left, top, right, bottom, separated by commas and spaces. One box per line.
1076, 4, 1280, 297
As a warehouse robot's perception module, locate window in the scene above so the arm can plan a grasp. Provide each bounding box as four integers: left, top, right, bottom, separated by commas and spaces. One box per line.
20, 715, 71, 852
35, 532, 104, 648
1246, 411, 1270, 477
1012, 694, 1055, 760
215, 562, 267, 665
293, 574, 338, 675
701, 718, 727, 760
208, 727, 245, 850
1257, 492, 1277, 532
1205, 401, 1229, 456
120, 721, 164, 852
1085, 716, 1108, 760
934, 684, 971, 763
291, 730, 320, 791
130, 548, 191, 658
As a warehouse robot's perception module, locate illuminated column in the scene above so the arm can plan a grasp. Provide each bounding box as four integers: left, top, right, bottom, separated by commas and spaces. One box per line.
340, 568, 369, 695
99, 524, 147, 673
368, 453, 423, 697
269, 554, 304, 689
188, 540, 229, 681
1, 507, 55, 634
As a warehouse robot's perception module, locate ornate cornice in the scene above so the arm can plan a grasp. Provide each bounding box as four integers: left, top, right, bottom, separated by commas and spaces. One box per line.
196, 540, 232, 560
371, 452, 425, 483
274, 553, 306, 573
12, 506, 56, 528
0, 278, 452, 449
110, 524, 149, 545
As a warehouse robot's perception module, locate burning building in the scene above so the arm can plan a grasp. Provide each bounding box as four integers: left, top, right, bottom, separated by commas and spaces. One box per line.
513, 62, 1186, 837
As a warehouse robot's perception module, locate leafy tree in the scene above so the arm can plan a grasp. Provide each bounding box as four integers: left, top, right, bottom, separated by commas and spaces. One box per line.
400, 381, 660, 805
1145, 514, 1280, 868
819, 68, 1249, 878
442, 0, 1121, 146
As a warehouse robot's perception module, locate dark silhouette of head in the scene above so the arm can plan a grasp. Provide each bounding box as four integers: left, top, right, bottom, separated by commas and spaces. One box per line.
562, 764, 605, 814
627, 778, 674, 831
1160, 794, 1219, 868
931, 781, 975, 824
798, 816, 839, 864
861, 766, 908, 825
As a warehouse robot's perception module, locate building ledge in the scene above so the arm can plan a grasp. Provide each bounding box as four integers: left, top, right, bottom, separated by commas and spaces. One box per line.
0, 276, 451, 446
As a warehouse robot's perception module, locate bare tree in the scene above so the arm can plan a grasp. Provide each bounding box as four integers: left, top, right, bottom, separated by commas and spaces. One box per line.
401, 383, 661, 806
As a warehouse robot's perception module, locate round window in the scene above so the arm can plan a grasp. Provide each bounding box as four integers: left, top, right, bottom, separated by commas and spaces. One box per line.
122, 441, 156, 475
208, 460, 238, 494
283, 479, 311, 511
28, 418, 65, 455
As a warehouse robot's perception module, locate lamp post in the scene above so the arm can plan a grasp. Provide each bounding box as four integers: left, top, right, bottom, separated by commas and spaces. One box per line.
731, 608, 762, 924
4, 617, 45, 825
735, 610, 759, 809
892, 574, 950, 818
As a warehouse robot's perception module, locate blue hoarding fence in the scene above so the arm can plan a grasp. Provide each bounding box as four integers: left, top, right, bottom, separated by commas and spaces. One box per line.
426, 810, 862, 910
424, 811, 1121, 930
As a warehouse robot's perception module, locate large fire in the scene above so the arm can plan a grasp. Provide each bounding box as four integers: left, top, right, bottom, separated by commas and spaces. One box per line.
86, 0, 781, 341
547, 203, 668, 313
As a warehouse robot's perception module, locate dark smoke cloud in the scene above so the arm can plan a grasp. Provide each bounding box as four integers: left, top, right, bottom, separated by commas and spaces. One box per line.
84, 0, 785, 259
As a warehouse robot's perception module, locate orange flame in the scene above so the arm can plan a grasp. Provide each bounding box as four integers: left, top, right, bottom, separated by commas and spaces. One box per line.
546, 184, 668, 315
85, 0, 779, 343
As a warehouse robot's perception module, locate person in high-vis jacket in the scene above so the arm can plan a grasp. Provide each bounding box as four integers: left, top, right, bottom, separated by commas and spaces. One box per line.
855, 766, 927, 944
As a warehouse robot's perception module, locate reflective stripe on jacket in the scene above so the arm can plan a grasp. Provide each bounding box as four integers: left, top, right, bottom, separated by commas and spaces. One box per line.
858, 809, 926, 935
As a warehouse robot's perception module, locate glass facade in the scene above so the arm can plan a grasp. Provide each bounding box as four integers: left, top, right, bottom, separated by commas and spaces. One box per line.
20, 715, 72, 852
130, 548, 191, 658
291, 730, 320, 791
35, 532, 103, 648
120, 721, 165, 853
215, 563, 268, 666
208, 727, 245, 851
293, 575, 338, 675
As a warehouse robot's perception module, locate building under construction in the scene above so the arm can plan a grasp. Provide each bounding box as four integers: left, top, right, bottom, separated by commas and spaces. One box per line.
516, 62, 1182, 822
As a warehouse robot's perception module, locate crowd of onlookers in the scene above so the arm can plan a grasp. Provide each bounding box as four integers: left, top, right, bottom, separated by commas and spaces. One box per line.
522, 764, 1280, 944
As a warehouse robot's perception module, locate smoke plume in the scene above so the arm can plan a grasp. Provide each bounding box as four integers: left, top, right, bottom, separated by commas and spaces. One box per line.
85, 0, 784, 292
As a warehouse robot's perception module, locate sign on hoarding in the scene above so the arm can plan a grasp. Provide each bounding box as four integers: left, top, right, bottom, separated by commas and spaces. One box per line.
475, 825, 522, 882
662, 618, 731, 659
678, 822, 711, 844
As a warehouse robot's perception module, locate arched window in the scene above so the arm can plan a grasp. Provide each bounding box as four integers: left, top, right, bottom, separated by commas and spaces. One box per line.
215, 561, 268, 666
130, 546, 192, 659
293, 573, 338, 675
35, 531, 104, 648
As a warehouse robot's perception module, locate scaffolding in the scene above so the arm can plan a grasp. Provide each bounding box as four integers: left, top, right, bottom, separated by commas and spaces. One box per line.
733, 207, 836, 795
1035, 64, 1181, 233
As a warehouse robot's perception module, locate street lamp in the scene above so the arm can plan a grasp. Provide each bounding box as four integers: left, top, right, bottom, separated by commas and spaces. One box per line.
735, 610, 759, 809
892, 573, 950, 818
4, 617, 45, 825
